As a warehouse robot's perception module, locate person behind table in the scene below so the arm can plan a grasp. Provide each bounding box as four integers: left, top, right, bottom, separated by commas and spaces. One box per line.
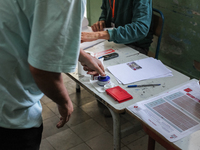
0, 0, 105, 149
81, 0, 153, 117
81, 0, 154, 55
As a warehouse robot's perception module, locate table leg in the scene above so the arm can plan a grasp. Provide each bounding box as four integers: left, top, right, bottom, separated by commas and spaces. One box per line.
143, 124, 180, 150
76, 83, 80, 93
107, 107, 121, 150
148, 136, 155, 150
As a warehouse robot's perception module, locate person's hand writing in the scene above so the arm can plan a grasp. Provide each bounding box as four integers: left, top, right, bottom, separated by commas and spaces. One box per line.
91, 20, 105, 32
56, 100, 73, 128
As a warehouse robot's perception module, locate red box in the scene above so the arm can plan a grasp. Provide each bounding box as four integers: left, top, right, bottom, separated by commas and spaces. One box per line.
106, 86, 133, 103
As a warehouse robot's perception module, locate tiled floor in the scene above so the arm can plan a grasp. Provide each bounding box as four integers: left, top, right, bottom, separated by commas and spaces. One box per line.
40, 74, 166, 150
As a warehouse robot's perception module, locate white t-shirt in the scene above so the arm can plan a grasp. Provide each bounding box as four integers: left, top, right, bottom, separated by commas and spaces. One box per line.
0, 0, 86, 129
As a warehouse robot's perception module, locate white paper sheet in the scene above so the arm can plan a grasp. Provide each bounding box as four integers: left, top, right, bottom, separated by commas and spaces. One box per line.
80, 38, 105, 50
107, 57, 173, 84
127, 79, 200, 142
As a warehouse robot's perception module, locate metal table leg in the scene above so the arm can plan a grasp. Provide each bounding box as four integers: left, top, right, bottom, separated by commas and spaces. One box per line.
107, 107, 121, 150
76, 83, 80, 93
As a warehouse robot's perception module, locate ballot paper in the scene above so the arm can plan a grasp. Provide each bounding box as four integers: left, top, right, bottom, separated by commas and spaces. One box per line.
107, 57, 173, 85
127, 79, 200, 142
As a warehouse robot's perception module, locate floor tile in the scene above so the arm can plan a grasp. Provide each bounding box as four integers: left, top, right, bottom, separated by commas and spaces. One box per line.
81, 101, 105, 118
121, 129, 146, 146
41, 95, 52, 104
46, 128, 83, 150
121, 121, 142, 138
62, 75, 77, 95
62, 73, 74, 83
42, 104, 56, 120
46, 101, 60, 115
46, 100, 78, 114
126, 134, 166, 150
42, 115, 69, 139
85, 132, 114, 150
40, 100, 44, 105
107, 116, 139, 136
40, 139, 55, 150
126, 135, 148, 150
70, 89, 96, 107
121, 112, 142, 125
81, 101, 140, 133
121, 146, 130, 150
66, 108, 91, 127
155, 142, 166, 150
65, 83, 77, 95
68, 143, 92, 150
71, 119, 106, 141
92, 114, 113, 131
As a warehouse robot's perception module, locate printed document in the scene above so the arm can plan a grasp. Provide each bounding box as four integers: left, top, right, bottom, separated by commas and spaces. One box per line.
127, 79, 200, 142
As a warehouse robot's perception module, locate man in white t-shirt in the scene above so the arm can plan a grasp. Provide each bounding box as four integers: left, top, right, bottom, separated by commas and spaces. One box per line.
0, 0, 105, 149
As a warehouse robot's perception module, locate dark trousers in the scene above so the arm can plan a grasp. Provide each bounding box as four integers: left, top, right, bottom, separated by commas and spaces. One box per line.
0, 124, 43, 150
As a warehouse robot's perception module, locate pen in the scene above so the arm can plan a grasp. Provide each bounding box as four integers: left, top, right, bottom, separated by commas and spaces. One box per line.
127, 84, 161, 88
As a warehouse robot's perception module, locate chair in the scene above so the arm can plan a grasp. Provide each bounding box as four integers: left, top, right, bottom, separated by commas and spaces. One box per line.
152, 8, 165, 59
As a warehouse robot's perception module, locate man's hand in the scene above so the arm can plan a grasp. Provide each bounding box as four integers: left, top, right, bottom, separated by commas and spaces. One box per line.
56, 101, 73, 128
79, 49, 105, 76
91, 20, 106, 32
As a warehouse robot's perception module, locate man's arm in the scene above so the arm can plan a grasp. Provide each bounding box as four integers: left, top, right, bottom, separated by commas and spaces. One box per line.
81, 0, 108, 42
102, 0, 153, 44
81, 31, 110, 43
29, 48, 105, 129
82, 0, 152, 44
29, 64, 73, 128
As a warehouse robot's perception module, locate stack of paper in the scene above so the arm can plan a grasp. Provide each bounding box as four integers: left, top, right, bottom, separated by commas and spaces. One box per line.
107, 57, 173, 84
